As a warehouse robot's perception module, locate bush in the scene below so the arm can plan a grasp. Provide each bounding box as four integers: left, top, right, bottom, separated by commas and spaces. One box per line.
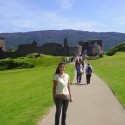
106, 48, 116, 56
106, 42, 125, 56
0, 60, 34, 70
27, 53, 43, 58
115, 43, 125, 51
99, 53, 103, 57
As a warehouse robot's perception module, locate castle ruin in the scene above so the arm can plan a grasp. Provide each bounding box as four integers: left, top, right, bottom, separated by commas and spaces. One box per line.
79, 39, 103, 56
0, 37, 103, 59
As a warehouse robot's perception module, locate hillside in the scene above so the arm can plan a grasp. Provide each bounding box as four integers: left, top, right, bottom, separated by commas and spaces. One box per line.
1, 29, 125, 51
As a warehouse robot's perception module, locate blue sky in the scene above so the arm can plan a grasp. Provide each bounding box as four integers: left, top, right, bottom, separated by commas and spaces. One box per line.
0, 0, 125, 33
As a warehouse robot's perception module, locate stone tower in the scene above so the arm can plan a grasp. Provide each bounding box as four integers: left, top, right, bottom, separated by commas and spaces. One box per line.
0, 37, 6, 51
79, 39, 103, 56
63, 38, 69, 56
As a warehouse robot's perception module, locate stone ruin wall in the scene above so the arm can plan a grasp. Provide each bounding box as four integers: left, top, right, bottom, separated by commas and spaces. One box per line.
38, 43, 63, 55
17, 41, 38, 56
79, 39, 103, 56
68, 45, 82, 56
0, 38, 103, 59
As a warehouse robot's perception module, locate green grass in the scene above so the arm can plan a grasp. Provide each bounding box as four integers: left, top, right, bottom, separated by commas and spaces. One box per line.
16, 55, 62, 67
0, 55, 63, 69
89, 52, 125, 108
0, 56, 74, 125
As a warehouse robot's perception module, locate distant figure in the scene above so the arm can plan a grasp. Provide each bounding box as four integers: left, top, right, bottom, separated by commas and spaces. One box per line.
82, 59, 84, 67
66, 57, 69, 63
79, 54, 83, 60
85, 63, 93, 84
75, 59, 84, 83
75, 59, 79, 67
53, 62, 72, 125
70, 57, 74, 62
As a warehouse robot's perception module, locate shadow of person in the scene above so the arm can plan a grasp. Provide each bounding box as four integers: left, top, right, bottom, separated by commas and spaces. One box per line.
71, 83, 87, 85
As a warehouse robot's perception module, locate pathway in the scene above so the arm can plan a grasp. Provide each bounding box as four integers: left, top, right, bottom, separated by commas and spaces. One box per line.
39, 70, 125, 125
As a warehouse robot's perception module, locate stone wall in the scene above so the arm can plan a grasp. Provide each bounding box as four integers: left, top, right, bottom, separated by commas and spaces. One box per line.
68, 45, 82, 56
0, 38, 103, 59
17, 41, 38, 56
79, 39, 103, 56
38, 43, 63, 55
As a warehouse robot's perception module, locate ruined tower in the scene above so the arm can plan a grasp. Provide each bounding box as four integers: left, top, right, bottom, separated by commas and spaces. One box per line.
0, 37, 6, 51
63, 37, 69, 56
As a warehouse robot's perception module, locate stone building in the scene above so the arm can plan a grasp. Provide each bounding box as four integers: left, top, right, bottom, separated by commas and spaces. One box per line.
38, 42, 63, 56
15, 38, 82, 57
0, 37, 102, 59
0, 37, 6, 51
68, 45, 82, 56
79, 39, 103, 56
17, 41, 38, 56
37, 38, 82, 56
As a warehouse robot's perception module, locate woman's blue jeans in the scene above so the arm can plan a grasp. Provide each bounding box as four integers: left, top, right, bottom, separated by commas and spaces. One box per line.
55, 97, 69, 125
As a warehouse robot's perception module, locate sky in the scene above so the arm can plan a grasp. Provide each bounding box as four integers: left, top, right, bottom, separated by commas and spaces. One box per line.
0, 0, 125, 33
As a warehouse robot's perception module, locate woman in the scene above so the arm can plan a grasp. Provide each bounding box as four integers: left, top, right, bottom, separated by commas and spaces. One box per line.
53, 62, 72, 125
75, 59, 84, 83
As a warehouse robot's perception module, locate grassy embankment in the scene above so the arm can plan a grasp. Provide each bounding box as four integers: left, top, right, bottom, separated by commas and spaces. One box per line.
89, 52, 125, 108
0, 55, 74, 125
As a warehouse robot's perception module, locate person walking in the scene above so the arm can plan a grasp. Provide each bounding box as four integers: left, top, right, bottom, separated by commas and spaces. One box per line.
53, 62, 72, 125
85, 63, 93, 84
75, 59, 84, 84
75, 59, 79, 67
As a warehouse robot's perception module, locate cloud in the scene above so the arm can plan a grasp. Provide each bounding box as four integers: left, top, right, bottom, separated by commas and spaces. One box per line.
4, 11, 68, 31
0, 1, 65, 31
59, 0, 76, 10
115, 17, 125, 25
0, 0, 116, 33
0, 8, 109, 32
55, 21, 109, 32
0, 0, 69, 32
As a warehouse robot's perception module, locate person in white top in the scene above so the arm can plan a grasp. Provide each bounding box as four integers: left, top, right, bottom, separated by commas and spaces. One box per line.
53, 62, 72, 125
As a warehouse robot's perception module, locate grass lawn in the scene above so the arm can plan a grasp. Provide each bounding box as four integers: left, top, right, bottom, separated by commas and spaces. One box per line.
89, 52, 125, 108
0, 57, 74, 125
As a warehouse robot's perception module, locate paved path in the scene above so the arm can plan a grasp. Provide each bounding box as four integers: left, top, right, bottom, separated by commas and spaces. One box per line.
39, 71, 125, 125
